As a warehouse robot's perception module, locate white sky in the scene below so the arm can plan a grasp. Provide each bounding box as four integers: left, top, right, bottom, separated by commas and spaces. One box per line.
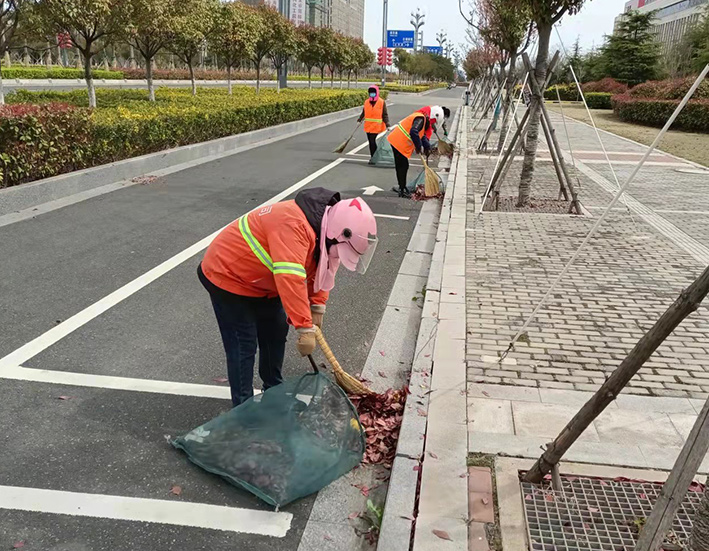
363, 0, 620, 62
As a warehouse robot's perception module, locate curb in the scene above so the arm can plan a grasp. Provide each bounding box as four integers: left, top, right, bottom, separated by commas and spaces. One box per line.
376, 104, 466, 551
0, 106, 362, 217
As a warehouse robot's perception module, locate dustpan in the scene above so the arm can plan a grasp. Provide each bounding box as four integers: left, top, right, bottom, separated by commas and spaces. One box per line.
407, 157, 443, 196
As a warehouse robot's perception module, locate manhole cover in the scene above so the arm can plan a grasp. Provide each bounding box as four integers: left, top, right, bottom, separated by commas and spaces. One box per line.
675, 168, 709, 175
521, 474, 704, 550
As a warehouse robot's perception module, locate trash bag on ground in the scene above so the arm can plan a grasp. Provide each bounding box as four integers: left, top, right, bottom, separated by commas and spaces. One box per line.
172, 372, 365, 508
368, 131, 395, 167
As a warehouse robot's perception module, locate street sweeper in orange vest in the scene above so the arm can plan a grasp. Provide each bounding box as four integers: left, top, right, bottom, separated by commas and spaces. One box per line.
387, 108, 438, 198
419, 105, 451, 141
199, 188, 378, 406
357, 85, 390, 157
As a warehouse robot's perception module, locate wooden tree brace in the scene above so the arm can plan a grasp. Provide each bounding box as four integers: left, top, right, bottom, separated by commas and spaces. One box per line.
525, 265, 709, 484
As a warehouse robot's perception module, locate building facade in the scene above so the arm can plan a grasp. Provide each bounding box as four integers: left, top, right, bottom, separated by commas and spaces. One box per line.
252, 0, 364, 38
616, 0, 709, 51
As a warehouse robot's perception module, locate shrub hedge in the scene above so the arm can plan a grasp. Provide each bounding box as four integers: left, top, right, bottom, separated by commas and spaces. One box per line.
1, 88, 374, 187
383, 83, 446, 93
544, 84, 580, 101
585, 92, 613, 110
0, 66, 124, 80
628, 77, 709, 100
581, 78, 628, 94
612, 94, 709, 132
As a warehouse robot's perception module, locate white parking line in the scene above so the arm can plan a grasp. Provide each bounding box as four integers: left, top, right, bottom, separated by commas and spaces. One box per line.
0, 158, 345, 370
0, 485, 292, 537
1, 364, 232, 398
375, 213, 410, 220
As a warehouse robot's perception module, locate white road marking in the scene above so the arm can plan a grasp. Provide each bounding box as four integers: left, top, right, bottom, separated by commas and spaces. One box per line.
0, 485, 292, 537
564, 150, 671, 157
374, 213, 410, 220
1, 364, 232, 398
362, 185, 383, 195
0, 158, 346, 369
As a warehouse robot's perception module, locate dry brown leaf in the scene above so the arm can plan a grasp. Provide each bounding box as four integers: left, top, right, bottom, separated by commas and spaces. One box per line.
428, 451, 438, 459
432, 529, 452, 541
57, 396, 72, 401
13, 542, 25, 549
482, 497, 490, 505
170, 485, 182, 496
324, 534, 334, 541
417, 408, 427, 417
378, 371, 387, 378
212, 377, 228, 383
401, 515, 415, 521
482, 391, 490, 397
348, 512, 359, 520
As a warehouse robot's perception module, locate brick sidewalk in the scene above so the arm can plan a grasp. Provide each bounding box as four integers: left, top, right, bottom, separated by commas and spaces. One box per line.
466, 111, 709, 400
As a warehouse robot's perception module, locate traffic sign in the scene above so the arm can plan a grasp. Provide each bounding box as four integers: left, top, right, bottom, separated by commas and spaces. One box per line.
387, 30, 415, 49
423, 46, 442, 55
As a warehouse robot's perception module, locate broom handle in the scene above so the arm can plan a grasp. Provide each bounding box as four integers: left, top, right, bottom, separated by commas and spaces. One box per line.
314, 327, 345, 375
348, 120, 362, 140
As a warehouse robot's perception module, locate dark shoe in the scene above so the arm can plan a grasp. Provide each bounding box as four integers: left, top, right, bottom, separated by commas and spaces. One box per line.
398, 188, 412, 198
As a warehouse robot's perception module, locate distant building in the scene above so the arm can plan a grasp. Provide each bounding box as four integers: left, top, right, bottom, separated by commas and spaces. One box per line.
247, 0, 363, 39
615, 0, 709, 52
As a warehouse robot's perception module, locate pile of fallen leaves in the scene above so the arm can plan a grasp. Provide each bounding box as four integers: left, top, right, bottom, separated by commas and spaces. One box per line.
411, 186, 444, 201
349, 387, 408, 468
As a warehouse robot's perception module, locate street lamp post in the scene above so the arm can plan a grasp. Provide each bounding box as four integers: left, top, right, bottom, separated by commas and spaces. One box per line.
436, 31, 447, 55
410, 9, 425, 53
381, 0, 388, 87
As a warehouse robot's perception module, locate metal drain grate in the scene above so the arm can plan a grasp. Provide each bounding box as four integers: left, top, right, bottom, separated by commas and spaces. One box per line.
521, 474, 705, 550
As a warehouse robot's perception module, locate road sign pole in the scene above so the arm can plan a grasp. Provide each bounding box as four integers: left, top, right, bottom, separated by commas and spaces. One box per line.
381, 0, 388, 87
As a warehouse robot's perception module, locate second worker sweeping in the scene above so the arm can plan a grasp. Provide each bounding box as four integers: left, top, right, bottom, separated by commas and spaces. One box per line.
357, 85, 390, 158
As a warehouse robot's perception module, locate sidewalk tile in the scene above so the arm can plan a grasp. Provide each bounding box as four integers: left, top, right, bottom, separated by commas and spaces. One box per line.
399, 251, 433, 278
469, 523, 491, 551
513, 402, 600, 442
387, 274, 429, 309
468, 398, 514, 434
668, 412, 700, 441
438, 301, 465, 320
468, 383, 541, 402
539, 388, 618, 408
413, 514, 468, 551
594, 409, 683, 447
615, 394, 695, 414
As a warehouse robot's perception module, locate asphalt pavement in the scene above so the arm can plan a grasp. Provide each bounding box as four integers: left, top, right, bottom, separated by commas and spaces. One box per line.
0, 87, 462, 551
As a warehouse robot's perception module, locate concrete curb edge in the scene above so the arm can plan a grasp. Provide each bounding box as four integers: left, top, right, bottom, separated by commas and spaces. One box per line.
376, 104, 466, 551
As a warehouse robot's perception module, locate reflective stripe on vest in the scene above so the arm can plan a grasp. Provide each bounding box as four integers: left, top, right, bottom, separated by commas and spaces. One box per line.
238, 215, 306, 279
396, 123, 411, 141
365, 118, 383, 123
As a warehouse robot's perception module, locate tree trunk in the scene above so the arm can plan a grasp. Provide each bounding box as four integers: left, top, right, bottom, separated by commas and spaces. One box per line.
83, 49, 97, 108
320, 67, 324, 88
308, 67, 312, 89
690, 486, 709, 551
188, 62, 196, 96
276, 64, 281, 92
330, 69, 334, 88
146, 55, 155, 102
497, 51, 518, 152
517, 23, 551, 207
256, 61, 261, 94
228, 65, 232, 95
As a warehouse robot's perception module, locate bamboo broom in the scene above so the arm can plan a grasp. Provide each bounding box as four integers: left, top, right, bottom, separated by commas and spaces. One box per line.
419, 155, 441, 197
333, 121, 362, 154
435, 132, 455, 156
314, 327, 374, 396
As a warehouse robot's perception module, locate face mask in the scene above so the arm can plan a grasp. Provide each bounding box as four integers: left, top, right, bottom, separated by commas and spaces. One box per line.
369, 92, 376, 98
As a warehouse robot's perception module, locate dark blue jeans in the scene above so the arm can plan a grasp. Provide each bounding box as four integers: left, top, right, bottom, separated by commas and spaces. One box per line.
199, 265, 289, 407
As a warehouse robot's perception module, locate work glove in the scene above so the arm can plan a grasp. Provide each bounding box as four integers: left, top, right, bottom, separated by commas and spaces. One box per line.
296, 328, 316, 356
311, 304, 325, 329
444, 130, 449, 137
415, 147, 422, 155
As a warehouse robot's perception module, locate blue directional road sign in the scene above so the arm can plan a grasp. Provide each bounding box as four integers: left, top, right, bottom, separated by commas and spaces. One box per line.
387, 30, 415, 49
423, 46, 443, 55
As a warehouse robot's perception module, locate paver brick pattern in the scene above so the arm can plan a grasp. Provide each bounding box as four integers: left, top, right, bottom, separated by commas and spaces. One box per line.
465, 110, 709, 399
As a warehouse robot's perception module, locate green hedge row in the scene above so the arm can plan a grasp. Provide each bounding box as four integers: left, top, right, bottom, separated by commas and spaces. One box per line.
383, 83, 445, 93
585, 93, 612, 110
1, 88, 374, 187
544, 84, 581, 101
612, 94, 709, 132
0, 66, 124, 79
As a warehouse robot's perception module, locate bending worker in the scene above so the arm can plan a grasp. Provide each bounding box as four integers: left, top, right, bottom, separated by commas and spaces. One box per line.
420, 105, 451, 141
357, 85, 390, 157
387, 108, 437, 198
198, 188, 378, 406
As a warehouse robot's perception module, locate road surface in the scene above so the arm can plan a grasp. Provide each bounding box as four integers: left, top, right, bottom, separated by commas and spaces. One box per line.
0, 88, 461, 551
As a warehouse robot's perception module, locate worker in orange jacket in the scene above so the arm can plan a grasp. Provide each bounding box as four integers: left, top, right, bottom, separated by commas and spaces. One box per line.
419, 105, 451, 142
357, 85, 390, 157
199, 188, 378, 406
387, 109, 432, 198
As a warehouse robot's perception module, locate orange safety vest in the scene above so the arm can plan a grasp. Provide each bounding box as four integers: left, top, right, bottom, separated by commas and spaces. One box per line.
387, 111, 426, 158
363, 98, 386, 133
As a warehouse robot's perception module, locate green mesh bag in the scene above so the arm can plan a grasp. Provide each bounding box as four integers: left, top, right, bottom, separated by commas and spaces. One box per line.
368, 130, 395, 167
172, 372, 365, 508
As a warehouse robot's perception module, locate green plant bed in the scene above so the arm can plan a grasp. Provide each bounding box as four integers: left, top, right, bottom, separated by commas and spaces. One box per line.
0, 65, 124, 80
382, 83, 445, 93
585, 93, 612, 110
612, 94, 709, 132
1, 88, 374, 188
